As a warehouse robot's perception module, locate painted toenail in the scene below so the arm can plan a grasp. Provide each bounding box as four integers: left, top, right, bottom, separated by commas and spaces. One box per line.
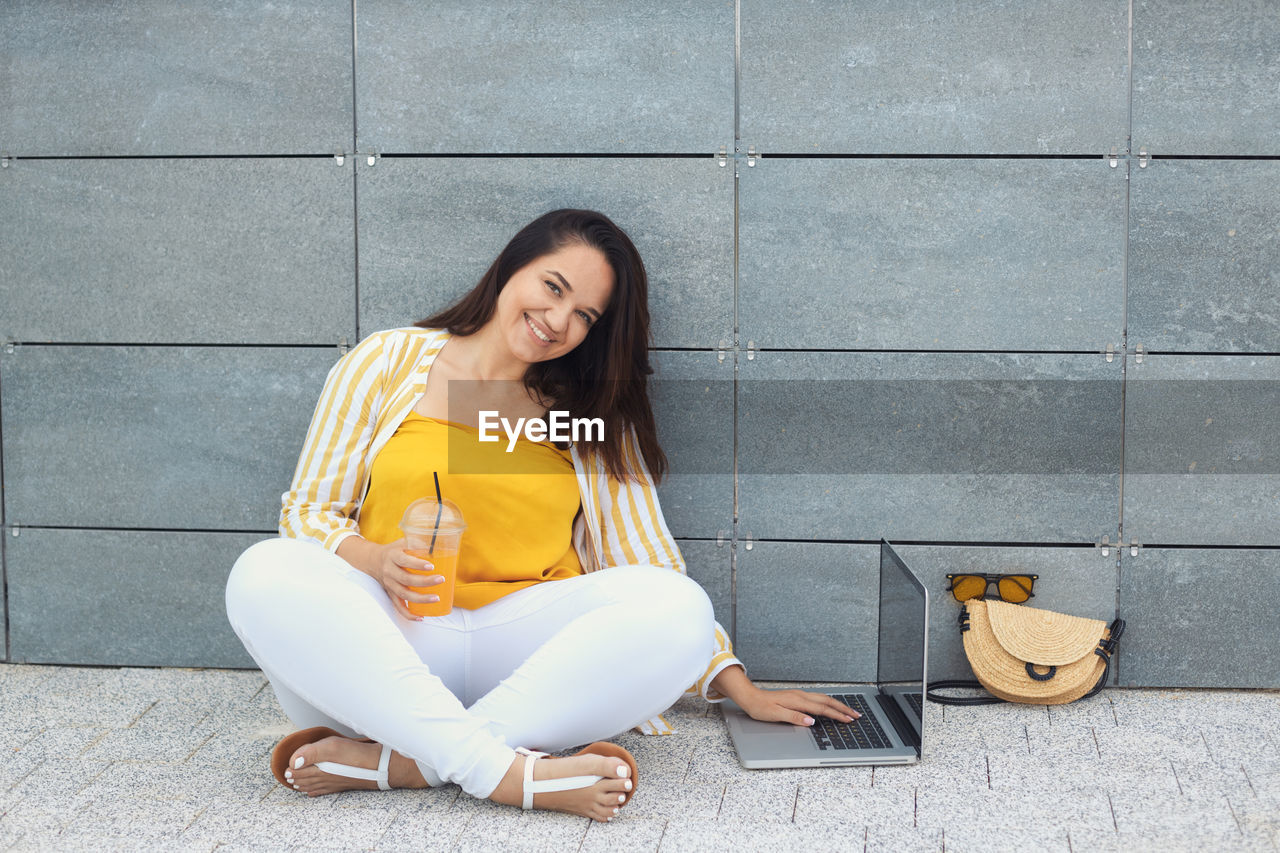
613, 807, 619, 815
617, 794, 626, 803
616, 765, 627, 777
294, 757, 305, 770
285, 770, 293, 780
292, 784, 300, 790
624, 780, 632, 790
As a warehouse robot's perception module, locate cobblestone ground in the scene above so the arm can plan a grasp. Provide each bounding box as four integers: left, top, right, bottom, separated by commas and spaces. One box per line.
1, 664, 1277, 851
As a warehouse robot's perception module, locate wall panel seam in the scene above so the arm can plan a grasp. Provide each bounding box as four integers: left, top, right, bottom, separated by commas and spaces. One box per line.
352, 156, 363, 341
1114, 0, 1136, 684
729, 0, 742, 644
3, 525, 279, 535
1, 356, 8, 660
351, 0, 362, 340
350, 0, 359, 155
0, 343, 343, 350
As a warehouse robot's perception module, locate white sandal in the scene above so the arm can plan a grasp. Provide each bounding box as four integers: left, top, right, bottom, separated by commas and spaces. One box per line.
315, 743, 393, 790
514, 746, 612, 810
272, 725, 395, 792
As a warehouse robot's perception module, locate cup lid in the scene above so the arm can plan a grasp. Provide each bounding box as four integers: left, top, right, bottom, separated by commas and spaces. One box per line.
399, 497, 466, 534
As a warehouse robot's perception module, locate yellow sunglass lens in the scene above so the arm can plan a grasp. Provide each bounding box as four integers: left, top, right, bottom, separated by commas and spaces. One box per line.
950, 575, 987, 601
998, 576, 1034, 603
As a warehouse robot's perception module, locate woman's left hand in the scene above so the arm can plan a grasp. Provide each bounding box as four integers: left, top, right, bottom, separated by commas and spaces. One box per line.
734, 685, 860, 727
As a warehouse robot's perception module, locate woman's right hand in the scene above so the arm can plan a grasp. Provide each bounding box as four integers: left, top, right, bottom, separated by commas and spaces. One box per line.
338, 536, 445, 621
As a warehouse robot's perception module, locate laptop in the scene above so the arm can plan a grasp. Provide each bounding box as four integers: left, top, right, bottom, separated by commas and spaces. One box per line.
721, 540, 928, 768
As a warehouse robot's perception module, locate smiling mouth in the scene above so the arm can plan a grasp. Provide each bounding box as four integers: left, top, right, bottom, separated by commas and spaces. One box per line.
525, 313, 554, 344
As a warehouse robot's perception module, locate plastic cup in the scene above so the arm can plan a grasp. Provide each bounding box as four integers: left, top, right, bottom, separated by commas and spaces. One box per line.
399, 497, 466, 617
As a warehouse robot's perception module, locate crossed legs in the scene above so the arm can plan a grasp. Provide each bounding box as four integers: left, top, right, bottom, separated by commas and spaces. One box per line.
225, 538, 714, 816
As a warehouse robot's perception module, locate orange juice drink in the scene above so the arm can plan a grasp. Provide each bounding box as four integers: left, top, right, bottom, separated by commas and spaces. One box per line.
403, 547, 460, 617
399, 497, 466, 618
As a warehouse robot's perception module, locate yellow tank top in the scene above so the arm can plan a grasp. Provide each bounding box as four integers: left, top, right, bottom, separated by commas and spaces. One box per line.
358, 412, 584, 609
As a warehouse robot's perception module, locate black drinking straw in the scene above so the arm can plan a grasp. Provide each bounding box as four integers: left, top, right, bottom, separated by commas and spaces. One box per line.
429, 471, 442, 554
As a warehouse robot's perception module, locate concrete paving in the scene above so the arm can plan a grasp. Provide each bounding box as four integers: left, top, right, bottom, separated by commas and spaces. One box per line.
1, 663, 1277, 851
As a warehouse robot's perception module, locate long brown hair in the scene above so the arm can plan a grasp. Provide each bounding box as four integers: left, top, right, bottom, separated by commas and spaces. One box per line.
417, 209, 667, 483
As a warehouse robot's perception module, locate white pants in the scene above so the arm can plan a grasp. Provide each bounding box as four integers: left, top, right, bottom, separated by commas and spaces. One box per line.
224, 537, 715, 799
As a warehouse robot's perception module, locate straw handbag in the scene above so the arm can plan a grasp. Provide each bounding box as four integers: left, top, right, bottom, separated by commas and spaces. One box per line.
928, 599, 1125, 706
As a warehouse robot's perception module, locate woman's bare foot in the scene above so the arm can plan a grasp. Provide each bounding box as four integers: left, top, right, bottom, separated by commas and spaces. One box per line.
488, 750, 633, 822
285, 735, 429, 797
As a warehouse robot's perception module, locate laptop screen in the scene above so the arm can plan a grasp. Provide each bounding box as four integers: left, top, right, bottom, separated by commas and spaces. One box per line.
875, 541, 928, 690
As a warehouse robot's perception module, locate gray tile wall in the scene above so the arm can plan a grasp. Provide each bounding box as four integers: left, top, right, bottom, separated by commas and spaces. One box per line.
1132, 0, 1280, 156
1, 349, 5, 659
738, 160, 1125, 350
1, 159, 357, 344
1, 346, 337, 530
1128, 160, 1280, 353
740, 0, 1129, 154
1118, 548, 1280, 687
355, 0, 733, 153
737, 352, 1122, 542
2, 2, 1274, 691
679, 539, 733, 638
0, 428, 5, 657
2, 0, 355, 156
1123, 354, 1280, 547
651, 352, 734, 540
6, 529, 260, 667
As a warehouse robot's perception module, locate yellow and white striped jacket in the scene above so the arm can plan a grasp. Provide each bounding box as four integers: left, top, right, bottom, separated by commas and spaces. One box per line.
280, 326, 743, 735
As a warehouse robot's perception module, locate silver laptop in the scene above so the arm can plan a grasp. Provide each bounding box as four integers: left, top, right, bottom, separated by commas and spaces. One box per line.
721, 540, 928, 768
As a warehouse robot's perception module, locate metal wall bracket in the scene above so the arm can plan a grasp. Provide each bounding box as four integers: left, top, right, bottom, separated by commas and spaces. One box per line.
1108, 147, 1119, 168
743, 532, 754, 551
365, 152, 378, 167
338, 338, 349, 355
9, 524, 18, 538
1097, 534, 1113, 557
1122, 541, 1142, 557
1104, 343, 1115, 363
746, 340, 756, 361
1138, 148, 1149, 168
1133, 343, 1145, 364
717, 530, 728, 547
717, 339, 729, 363
3, 341, 16, 355
717, 146, 728, 168
334, 152, 346, 166
1, 156, 10, 169
746, 145, 759, 167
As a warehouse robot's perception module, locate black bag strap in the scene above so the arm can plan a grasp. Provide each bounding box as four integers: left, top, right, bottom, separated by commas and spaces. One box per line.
925, 679, 1002, 705
1080, 618, 1126, 701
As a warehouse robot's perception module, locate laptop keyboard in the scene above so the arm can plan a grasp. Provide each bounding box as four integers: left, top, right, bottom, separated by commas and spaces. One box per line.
906, 692, 923, 718
809, 694, 891, 751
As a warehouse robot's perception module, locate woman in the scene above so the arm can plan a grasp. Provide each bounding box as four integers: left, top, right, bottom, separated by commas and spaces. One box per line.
225, 209, 857, 823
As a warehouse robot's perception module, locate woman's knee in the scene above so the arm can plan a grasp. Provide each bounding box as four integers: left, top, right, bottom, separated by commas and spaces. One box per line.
229, 536, 291, 587
225, 538, 319, 618
612, 566, 715, 652
226, 537, 394, 634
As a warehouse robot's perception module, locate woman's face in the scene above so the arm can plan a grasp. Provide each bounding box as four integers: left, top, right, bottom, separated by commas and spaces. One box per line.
493, 242, 614, 364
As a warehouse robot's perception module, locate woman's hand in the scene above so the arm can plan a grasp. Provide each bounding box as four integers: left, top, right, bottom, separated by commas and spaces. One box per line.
734, 686, 860, 727
337, 536, 445, 621
710, 664, 860, 726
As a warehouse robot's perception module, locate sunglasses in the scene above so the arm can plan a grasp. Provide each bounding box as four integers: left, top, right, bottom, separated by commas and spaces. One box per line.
946, 573, 1038, 603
